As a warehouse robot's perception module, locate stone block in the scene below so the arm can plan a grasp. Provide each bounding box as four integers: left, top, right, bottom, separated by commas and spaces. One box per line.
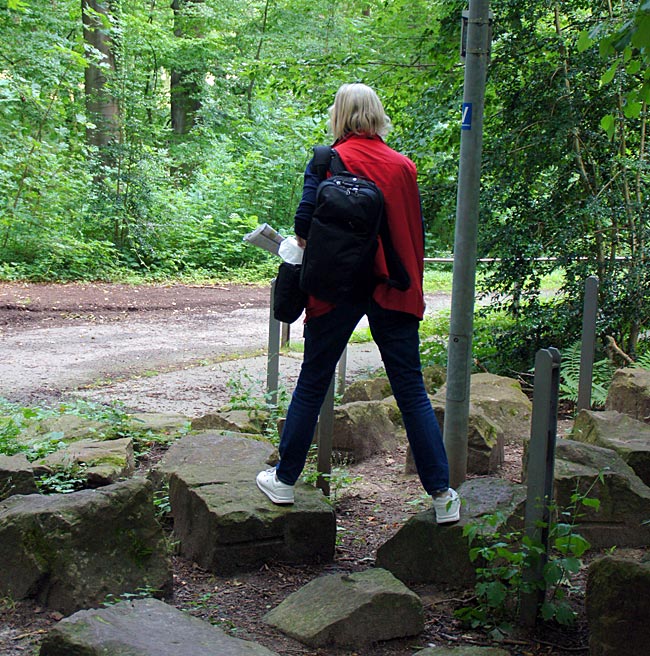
606, 367, 650, 423
191, 410, 268, 435
429, 400, 503, 474
416, 648, 510, 656
0, 453, 39, 500
340, 376, 391, 403
570, 409, 650, 486
331, 400, 404, 462
40, 597, 279, 655
129, 412, 191, 439
376, 478, 526, 586
586, 556, 650, 656
36, 437, 135, 487
0, 478, 172, 614
162, 432, 335, 574
265, 568, 423, 648
554, 439, 650, 548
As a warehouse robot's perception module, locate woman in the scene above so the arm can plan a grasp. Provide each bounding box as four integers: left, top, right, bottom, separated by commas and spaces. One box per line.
256, 83, 460, 523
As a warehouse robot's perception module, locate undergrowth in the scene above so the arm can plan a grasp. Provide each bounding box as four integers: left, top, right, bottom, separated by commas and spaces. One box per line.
457, 477, 602, 633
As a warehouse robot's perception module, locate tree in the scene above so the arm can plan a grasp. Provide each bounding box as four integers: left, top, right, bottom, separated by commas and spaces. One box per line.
170, 0, 204, 142
477, 0, 648, 362
82, 0, 120, 150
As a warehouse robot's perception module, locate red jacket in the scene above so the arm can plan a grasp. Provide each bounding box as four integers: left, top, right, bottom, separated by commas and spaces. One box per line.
303, 134, 425, 320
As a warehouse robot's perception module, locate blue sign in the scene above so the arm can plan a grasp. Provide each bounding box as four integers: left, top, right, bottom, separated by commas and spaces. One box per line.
461, 103, 472, 130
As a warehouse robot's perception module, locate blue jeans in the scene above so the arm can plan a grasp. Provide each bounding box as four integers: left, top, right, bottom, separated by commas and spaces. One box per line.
276, 298, 450, 494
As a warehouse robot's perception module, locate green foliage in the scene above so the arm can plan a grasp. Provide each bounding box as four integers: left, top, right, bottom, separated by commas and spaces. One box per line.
153, 484, 172, 523
633, 349, 650, 370
420, 308, 539, 376
558, 341, 615, 408
301, 451, 362, 504
580, 2, 650, 115
0, 398, 171, 485
35, 465, 88, 494
225, 370, 289, 443
480, 0, 649, 360
102, 587, 161, 607
0, 398, 55, 458
1, 0, 647, 379
457, 484, 599, 631
0, 0, 465, 280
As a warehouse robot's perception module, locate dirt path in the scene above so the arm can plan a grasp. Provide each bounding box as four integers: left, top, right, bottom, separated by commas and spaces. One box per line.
0, 281, 452, 414
0, 282, 270, 406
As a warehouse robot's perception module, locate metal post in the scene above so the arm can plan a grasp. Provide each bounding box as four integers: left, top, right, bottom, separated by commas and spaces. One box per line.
266, 279, 280, 406
281, 322, 290, 349
520, 347, 561, 627
577, 276, 599, 411
444, 0, 491, 488
337, 346, 348, 396
316, 376, 335, 496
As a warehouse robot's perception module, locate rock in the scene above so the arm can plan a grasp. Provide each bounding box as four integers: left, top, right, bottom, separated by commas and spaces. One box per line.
422, 365, 446, 394
264, 568, 423, 648
462, 373, 531, 443
376, 478, 526, 586
586, 556, 650, 656
434, 372, 531, 444
606, 367, 650, 423
40, 597, 279, 656
554, 439, 650, 548
415, 647, 510, 656
36, 437, 135, 487
426, 399, 503, 475
378, 395, 405, 429
191, 410, 268, 434
129, 412, 191, 439
416, 373, 532, 478
162, 431, 335, 574
340, 376, 391, 404
570, 409, 650, 486
17, 414, 115, 447
331, 400, 404, 462
0, 453, 39, 499
0, 477, 172, 614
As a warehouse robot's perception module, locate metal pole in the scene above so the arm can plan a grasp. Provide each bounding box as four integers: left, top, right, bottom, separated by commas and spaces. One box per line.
444, 0, 491, 488
316, 376, 335, 496
337, 346, 348, 396
520, 347, 561, 627
266, 279, 280, 406
280, 322, 290, 349
577, 276, 599, 411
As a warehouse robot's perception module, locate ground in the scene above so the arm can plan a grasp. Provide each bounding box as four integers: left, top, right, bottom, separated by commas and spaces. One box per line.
0, 282, 589, 655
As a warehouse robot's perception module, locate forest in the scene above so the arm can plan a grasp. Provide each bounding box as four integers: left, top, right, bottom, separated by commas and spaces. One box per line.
1, 0, 648, 371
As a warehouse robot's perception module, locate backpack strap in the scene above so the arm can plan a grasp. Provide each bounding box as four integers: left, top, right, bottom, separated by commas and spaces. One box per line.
312, 146, 334, 180
312, 146, 347, 179
379, 216, 411, 291
329, 149, 347, 175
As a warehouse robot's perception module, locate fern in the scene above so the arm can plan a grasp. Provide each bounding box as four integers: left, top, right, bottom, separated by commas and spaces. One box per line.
559, 342, 615, 408
632, 351, 650, 371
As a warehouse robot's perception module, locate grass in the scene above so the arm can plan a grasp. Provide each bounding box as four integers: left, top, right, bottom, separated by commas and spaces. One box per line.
2, 258, 565, 295
350, 327, 373, 343
422, 266, 565, 295
423, 268, 454, 293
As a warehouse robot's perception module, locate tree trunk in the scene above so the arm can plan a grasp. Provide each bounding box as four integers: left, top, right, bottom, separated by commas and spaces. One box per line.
170, 0, 203, 139
81, 0, 120, 150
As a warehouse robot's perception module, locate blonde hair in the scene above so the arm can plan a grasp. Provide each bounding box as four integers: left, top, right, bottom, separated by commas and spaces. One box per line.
329, 83, 391, 141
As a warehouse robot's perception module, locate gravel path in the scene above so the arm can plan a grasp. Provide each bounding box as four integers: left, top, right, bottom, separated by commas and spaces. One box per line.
0, 282, 453, 413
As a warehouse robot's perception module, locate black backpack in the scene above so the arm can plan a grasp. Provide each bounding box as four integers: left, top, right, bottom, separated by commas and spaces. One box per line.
299, 146, 410, 304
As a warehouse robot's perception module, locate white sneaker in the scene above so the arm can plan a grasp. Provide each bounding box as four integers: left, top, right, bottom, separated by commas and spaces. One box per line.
431, 488, 460, 524
256, 468, 295, 505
